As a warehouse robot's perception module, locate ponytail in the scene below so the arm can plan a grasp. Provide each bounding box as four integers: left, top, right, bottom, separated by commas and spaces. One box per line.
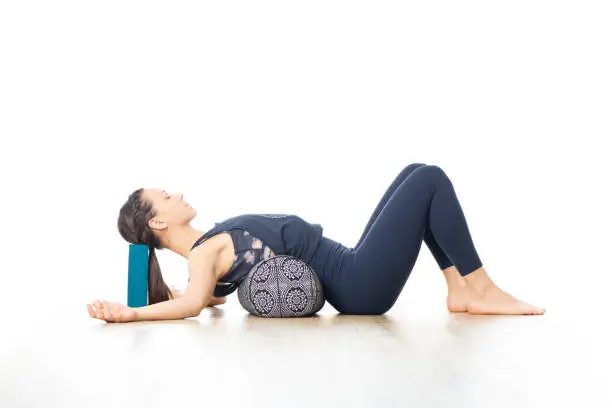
147, 247, 172, 304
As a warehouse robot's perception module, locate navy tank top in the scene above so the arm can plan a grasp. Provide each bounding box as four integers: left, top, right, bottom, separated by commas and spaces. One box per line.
190, 228, 276, 297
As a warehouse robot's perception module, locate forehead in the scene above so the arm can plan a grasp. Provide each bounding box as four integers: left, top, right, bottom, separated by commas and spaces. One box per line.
143, 188, 167, 202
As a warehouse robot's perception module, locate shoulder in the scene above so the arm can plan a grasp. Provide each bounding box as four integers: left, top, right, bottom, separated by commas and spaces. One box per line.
188, 232, 232, 279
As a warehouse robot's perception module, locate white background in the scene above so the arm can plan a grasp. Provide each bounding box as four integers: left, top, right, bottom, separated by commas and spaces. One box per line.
1, 0, 610, 360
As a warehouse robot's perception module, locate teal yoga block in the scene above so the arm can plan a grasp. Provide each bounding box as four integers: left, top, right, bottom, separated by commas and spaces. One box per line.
127, 244, 149, 307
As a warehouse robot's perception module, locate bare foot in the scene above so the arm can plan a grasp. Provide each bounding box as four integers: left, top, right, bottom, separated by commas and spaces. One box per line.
467, 285, 546, 315
447, 285, 470, 313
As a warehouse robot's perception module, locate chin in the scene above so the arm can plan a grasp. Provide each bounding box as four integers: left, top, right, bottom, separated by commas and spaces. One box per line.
186, 208, 197, 221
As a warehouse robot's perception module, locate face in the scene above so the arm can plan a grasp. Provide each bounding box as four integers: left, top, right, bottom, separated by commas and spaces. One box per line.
142, 188, 197, 231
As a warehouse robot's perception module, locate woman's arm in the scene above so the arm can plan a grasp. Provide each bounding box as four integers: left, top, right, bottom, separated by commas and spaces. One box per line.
171, 286, 226, 306
135, 258, 217, 321
170, 286, 184, 300
133, 296, 201, 321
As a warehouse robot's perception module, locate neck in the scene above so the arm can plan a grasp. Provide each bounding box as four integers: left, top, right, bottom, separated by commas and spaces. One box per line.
160, 224, 206, 259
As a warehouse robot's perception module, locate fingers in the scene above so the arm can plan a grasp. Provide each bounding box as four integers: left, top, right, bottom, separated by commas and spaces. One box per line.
87, 301, 101, 320
104, 301, 121, 322
91, 300, 101, 319
88, 300, 135, 323
88, 300, 116, 322
108, 303, 118, 321
91, 300, 102, 320
87, 304, 95, 318
102, 301, 112, 321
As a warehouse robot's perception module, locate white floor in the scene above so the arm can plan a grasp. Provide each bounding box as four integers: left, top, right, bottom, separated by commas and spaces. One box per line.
2, 289, 609, 408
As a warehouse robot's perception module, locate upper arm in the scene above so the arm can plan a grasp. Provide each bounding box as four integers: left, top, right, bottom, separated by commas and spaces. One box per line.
184, 252, 218, 314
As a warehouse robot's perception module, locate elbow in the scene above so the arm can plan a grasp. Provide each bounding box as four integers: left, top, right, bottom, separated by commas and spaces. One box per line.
191, 301, 207, 316
186, 306, 203, 317
183, 299, 206, 317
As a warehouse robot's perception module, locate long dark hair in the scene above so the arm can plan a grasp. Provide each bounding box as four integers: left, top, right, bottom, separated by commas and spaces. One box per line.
117, 188, 174, 305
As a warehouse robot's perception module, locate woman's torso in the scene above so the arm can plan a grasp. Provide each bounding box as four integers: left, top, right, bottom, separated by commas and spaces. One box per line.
190, 229, 275, 285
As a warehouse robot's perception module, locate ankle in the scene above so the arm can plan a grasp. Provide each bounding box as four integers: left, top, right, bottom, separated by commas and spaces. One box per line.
463, 267, 496, 295
447, 278, 467, 292
443, 265, 467, 291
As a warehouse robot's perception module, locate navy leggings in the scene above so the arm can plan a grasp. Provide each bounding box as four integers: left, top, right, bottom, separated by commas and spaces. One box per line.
308, 163, 484, 315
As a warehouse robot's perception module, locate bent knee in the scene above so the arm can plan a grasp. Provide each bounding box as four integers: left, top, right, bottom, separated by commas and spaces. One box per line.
423, 164, 446, 175
405, 162, 428, 172
415, 164, 450, 185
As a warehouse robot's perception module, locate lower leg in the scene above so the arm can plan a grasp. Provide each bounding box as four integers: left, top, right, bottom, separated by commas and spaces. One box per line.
442, 264, 466, 291
425, 168, 545, 315
443, 265, 471, 312
353, 163, 472, 312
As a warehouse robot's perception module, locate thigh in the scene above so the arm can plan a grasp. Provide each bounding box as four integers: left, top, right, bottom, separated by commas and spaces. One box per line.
355, 163, 428, 248
342, 165, 443, 312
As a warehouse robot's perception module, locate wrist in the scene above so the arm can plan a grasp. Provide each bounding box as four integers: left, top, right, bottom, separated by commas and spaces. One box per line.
132, 307, 142, 321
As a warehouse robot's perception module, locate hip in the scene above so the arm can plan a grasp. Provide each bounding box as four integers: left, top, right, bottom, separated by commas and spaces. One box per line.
308, 236, 353, 285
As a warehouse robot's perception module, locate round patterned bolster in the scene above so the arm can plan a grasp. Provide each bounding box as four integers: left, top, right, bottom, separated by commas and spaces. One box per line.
237, 255, 325, 318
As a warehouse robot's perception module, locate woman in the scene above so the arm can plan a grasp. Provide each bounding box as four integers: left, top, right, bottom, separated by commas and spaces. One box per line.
87, 163, 545, 322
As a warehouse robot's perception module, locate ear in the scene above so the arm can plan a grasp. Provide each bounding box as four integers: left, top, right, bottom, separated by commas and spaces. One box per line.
148, 217, 167, 231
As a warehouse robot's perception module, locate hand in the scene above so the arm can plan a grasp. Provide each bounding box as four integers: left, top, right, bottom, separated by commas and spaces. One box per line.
87, 300, 137, 323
